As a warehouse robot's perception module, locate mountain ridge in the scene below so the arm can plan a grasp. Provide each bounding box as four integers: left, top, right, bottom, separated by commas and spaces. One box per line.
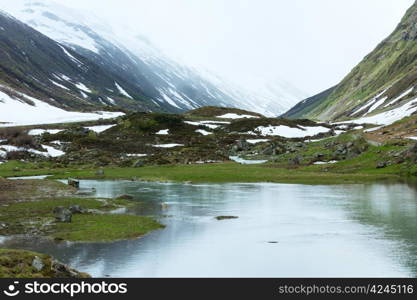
284, 0, 417, 124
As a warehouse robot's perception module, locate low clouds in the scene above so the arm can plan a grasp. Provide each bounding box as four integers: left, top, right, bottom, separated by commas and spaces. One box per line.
32, 0, 416, 96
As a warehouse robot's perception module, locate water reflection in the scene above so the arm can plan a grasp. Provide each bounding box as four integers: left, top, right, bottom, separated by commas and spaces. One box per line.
1, 181, 416, 277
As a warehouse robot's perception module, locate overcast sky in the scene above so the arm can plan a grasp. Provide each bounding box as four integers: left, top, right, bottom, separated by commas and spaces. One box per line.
51, 0, 414, 96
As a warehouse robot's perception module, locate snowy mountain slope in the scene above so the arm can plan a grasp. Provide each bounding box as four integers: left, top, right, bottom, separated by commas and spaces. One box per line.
0, 10, 160, 114
0, 0, 304, 116
0, 86, 123, 127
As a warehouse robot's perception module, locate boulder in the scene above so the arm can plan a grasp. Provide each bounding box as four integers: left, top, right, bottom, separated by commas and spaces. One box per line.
69, 205, 83, 214
68, 178, 79, 188
376, 162, 387, 169
116, 194, 134, 200
32, 256, 44, 272
53, 206, 72, 223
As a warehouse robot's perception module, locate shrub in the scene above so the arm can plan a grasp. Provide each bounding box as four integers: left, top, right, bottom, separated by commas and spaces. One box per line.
0, 128, 36, 147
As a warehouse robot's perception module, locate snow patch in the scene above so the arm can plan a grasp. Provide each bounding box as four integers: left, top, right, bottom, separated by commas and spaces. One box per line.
152, 144, 184, 148
196, 129, 212, 136
384, 88, 414, 108
29, 129, 63, 136
50, 80, 70, 91
126, 154, 147, 157
75, 83, 91, 93
115, 82, 133, 99
351, 98, 417, 126
247, 139, 270, 144
85, 124, 116, 133
0, 89, 124, 127
156, 129, 169, 135
217, 113, 259, 119
229, 156, 267, 165
313, 160, 338, 165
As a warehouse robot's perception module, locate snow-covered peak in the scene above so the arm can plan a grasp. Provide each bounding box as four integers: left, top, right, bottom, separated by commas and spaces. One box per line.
0, 0, 306, 116
0, 0, 106, 53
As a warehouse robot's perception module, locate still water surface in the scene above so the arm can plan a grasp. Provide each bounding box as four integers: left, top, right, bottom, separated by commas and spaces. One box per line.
1, 180, 417, 277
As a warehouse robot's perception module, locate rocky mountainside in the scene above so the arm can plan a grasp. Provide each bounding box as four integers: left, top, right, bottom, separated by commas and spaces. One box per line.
284, 0, 417, 125
0, 0, 304, 118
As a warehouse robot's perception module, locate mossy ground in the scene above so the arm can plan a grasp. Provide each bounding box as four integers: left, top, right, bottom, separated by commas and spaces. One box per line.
0, 249, 90, 278
0, 180, 164, 242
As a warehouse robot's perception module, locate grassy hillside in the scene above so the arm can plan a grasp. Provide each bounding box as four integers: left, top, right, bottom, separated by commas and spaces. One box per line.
284, 1, 417, 122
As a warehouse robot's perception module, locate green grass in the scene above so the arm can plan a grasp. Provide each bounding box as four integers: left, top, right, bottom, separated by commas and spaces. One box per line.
45, 163, 400, 185
0, 249, 90, 278
0, 197, 164, 242
54, 214, 164, 242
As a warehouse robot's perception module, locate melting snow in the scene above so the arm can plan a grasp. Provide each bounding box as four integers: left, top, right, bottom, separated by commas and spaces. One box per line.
218, 113, 259, 119
50, 80, 70, 91
367, 96, 388, 114
126, 154, 147, 157
58, 44, 83, 66
351, 98, 417, 125
0, 144, 64, 157
156, 129, 169, 135
251, 125, 331, 138
80, 91, 88, 99
41, 145, 65, 157
185, 120, 230, 130
107, 97, 116, 105
384, 88, 414, 108
85, 124, 116, 133
229, 156, 267, 165
313, 160, 338, 165
152, 144, 184, 148
115, 82, 133, 99
247, 139, 270, 144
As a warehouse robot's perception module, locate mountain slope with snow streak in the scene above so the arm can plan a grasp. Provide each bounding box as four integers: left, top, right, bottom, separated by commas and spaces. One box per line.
284, 1, 417, 123
0, 0, 304, 116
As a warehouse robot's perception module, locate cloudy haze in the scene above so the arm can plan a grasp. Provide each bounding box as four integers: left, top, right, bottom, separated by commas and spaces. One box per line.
7, 0, 416, 96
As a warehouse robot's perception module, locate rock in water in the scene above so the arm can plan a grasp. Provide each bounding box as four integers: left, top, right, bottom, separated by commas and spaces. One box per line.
68, 178, 80, 188
53, 206, 72, 223
116, 194, 134, 200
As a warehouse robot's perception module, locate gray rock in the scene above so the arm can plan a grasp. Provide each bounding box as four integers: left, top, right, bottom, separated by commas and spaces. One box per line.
69, 205, 83, 214
51, 259, 82, 278
133, 160, 144, 168
32, 256, 44, 271
314, 153, 325, 159
68, 178, 79, 188
289, 155, 302, 165
95, 169, 104, 176
376, 162, 387, 169
53, 206, 72, 223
